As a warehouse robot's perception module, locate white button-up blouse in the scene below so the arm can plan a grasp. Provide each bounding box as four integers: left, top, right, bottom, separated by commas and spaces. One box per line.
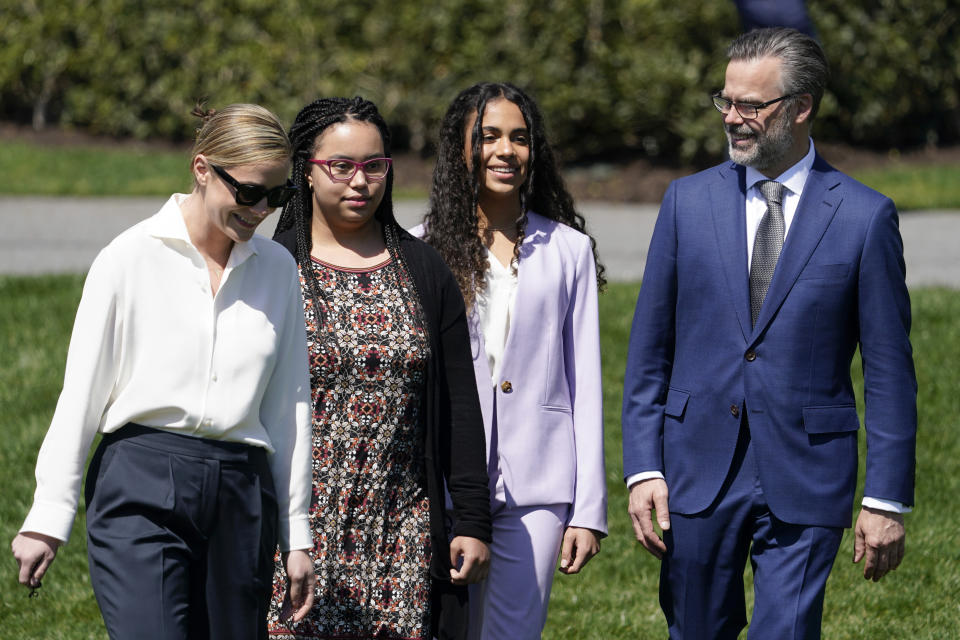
20, 194, 314, 550
474, 249, 519, 386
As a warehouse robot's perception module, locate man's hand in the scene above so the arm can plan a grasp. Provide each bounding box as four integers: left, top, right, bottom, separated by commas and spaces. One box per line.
11, 531, 61, 588
280, 549, 315, 622
628, 479, 670, 559
449, 536, 490, 585
558, 527, 601, 574
853, 506, 905, 581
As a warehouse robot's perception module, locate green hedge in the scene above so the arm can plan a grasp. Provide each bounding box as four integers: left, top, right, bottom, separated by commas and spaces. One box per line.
1, 0, 957, 163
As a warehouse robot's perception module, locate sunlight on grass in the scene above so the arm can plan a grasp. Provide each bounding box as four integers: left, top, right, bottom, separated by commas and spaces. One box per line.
852, 164, 960, 211
0, 275, 108, 638
0, 140, 438, 200
0, 141, 193, 196
0, 140, 956, 208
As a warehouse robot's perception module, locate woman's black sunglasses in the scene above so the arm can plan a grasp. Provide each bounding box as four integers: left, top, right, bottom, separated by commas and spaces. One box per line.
211, 164, 298, 208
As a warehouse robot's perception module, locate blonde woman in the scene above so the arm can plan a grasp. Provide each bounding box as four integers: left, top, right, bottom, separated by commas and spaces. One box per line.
11, 104, 315, 639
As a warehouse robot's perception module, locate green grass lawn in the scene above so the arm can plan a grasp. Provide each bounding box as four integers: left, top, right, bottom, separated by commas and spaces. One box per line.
0, 140, 428, 200
0, 141, 193, 197
2, 278, 958, 638
1, 139, 958, 209
853, 163, 960, 212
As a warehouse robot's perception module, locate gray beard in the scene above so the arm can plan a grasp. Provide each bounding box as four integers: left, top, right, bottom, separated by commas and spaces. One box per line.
726, 112, 793, 172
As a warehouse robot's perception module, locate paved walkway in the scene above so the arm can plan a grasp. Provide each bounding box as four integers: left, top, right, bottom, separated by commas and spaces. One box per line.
1, 196, 956, 288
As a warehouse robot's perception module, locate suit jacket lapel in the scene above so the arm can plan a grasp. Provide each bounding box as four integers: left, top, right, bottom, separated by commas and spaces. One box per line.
496, 213, 544, 369
751, 155, 843, 335
710, 163, 752, 342
502, 213, 543, 358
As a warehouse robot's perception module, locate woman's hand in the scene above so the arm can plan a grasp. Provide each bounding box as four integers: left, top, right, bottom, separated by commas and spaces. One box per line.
280, 549, 316, 623
11, 531, 61, 588
449, 536, 491, 585
558, 526, 601, 574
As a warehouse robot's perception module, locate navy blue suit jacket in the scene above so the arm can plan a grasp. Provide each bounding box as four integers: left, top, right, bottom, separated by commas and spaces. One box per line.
622, 154, 917, 528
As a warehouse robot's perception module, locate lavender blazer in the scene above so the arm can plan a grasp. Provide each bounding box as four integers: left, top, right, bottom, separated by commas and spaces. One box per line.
414, 212, 607, 534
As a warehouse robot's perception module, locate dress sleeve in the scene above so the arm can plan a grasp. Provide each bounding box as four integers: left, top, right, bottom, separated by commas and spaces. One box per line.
563, 235, 607, 535
20, 248, 123, 543
259, 266, 313, 552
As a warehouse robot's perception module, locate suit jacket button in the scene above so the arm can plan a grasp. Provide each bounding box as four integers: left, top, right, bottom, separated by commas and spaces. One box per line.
730, 404, 740, 417
745, 350, 757, 362
500, 380, 513, 393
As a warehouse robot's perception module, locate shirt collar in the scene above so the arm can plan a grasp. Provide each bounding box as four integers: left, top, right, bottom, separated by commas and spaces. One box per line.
145, 194, 193, 242
745, 137, 816, 197
146, 193, 258, 264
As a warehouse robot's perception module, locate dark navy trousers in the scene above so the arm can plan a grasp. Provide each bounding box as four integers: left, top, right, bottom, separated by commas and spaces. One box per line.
660, 419, 843, 640
84, 424, 278, 640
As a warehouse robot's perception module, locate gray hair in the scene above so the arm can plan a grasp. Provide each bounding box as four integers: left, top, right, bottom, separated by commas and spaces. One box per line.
727, 27, 828, 119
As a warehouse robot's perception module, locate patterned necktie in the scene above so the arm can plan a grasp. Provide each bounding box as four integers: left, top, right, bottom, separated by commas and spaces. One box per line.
750, 180, 785, 326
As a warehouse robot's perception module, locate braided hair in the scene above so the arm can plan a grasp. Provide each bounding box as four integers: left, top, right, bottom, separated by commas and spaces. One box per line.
274, 97, 411, 330
423, 82, 606, 309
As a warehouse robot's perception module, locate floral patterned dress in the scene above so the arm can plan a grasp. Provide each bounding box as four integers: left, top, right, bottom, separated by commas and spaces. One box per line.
268, 256, 432, 640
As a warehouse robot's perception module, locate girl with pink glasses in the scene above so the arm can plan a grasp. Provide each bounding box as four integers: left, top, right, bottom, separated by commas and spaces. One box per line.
267, 96, 491, 640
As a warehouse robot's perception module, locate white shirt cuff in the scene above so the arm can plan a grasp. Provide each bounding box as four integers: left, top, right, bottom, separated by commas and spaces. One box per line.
625, 471, 665, 488
862, 496, 911, 514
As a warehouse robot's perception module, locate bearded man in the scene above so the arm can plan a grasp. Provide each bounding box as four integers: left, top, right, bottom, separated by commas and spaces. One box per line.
622, 27, 917, 639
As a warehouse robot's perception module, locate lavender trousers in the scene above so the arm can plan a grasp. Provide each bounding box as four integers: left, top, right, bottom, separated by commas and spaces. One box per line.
467, 471, 568, 640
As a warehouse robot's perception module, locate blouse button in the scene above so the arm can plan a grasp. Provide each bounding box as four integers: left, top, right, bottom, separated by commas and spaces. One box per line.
500, 380, 513, 393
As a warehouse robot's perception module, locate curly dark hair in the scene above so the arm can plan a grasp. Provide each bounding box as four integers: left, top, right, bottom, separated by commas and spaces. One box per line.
422, 82, 605, 308
274, 97, 411, 329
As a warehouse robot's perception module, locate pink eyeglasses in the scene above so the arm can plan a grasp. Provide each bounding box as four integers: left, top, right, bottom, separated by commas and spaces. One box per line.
307, 157, 392, 183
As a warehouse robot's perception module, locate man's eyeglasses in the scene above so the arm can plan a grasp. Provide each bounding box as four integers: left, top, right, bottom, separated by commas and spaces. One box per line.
308, 158, 392, 183
711, 93, 796, 120
211, 164, 298, 208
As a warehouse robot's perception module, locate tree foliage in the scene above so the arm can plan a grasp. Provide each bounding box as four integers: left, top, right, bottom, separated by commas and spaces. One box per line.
1, 0, 956, 163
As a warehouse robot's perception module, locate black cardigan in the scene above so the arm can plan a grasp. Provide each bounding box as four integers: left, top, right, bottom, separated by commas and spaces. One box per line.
275, 226, 491, 639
